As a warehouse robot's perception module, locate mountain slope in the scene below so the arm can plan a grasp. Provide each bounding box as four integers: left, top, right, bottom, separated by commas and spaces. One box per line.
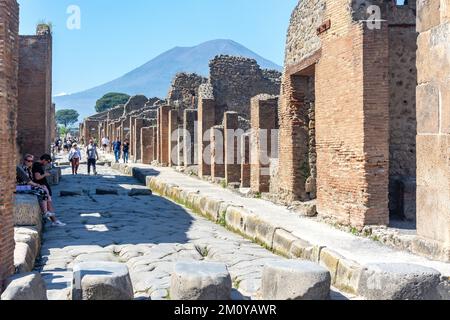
54, 39, 282, 120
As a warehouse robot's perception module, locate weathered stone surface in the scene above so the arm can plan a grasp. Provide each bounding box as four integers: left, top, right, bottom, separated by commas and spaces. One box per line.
170, 261, 232, 300
71, 262, 134, 300
128, 188, 153, 196
14, 242, 35, 273
357, 263, 441, 300
14, 228, 40, 261
14, 194, 42, 232
261, 260, 331, 300
1, 273, 47, 300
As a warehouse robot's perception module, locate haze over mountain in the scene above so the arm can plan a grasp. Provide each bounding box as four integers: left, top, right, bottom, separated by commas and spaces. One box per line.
54, 39, 282, 121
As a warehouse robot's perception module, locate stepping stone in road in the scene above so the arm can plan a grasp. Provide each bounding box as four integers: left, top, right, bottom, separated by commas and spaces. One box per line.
1, 272, 47, 300
96, 188, 118, 195
128, 189, 153, 197
170, 261, 232, 300
60, 190, 83, 197
261, 260, 331, 300
357, 263, 442, 300
71, 261, 134, 300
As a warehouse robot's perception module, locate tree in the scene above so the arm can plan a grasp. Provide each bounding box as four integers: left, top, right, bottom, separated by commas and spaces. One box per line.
95, 92, 130, 113
56, 109, 79, 127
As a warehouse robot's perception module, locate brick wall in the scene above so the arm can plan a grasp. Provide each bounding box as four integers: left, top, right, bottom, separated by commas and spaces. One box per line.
83, 120, 100, 143
167, 72, 207, 111
0, 0, 19, 291
183, 109, 198, 167
197, 84, 216, 177
17, 27, 52, 158
157, 106, 170, 166
141, 127, 154, 164
210, 125, 225, 179
416, 0, 450, 259
168, 110, 180, 167
240, 133, 251, 188
224, 112, 241, 184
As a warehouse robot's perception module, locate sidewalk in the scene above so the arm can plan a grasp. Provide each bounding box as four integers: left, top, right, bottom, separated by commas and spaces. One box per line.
100, 153, 450, 298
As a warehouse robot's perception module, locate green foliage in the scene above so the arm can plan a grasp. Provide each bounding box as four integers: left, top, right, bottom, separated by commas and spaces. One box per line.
36, 20, 53, 34
56, 109, 79, 127
95, 92, 130, 113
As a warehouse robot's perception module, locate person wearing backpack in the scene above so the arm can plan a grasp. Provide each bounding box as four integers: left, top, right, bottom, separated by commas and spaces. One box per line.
86, 139, 99, 175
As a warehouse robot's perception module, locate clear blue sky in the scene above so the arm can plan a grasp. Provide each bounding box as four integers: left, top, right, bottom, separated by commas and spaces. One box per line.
17, 0, 298, 96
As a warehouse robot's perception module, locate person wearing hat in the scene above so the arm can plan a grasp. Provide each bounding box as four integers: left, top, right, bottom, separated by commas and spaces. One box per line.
68, 143, 82, 175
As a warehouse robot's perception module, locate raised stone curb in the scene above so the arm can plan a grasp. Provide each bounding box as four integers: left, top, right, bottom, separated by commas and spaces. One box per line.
170, 261, 232, 300
111, 163, 450, 300
71, 261, 134, 300
1, 273, 47, 300
14, 194, 42, 233
261, 260, 331, 300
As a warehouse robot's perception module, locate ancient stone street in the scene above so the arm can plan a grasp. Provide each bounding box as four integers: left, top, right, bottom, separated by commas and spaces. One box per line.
35, 160, 354, 300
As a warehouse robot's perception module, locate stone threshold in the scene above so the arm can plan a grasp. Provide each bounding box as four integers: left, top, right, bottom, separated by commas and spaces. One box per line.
108, 161, 450, 299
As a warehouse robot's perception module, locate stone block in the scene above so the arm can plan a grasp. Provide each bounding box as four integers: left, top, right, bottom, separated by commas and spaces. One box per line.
416, 83, 439, 134
288, 239, 315, 260
14, 242, 35, 273
60, 190, 83, 197
14, 194, 42, 232
1, 273, 47, 300
319, 248, 345, 284
128, 189, 153, 197
261, 260, 331, 300
96, 188, 119, 195
417, 0, 442, 32
272, 229, 299, 256
357, 263, 441, 300
71, 262, 134, 300
170, 261, 232, 300
334, 258, 363, 295
14, 227, 40, 262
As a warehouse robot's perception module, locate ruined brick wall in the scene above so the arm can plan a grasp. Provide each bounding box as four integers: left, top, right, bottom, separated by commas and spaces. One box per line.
209, 55, 281, 120
123, 95, 148, 115
17, 27, 52, 158
416, 0, 450, 260
83, 120, 99, 142
387, 4, 417, 220
167, 73, 207, 111
107, 105, 125, 122
277, 0, 391, 227
0, 0, 19, 291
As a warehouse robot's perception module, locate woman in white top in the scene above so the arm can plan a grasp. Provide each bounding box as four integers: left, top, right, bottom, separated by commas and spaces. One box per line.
68, 143, 82, 175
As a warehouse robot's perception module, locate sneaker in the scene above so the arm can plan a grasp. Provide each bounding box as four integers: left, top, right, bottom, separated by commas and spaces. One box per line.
44, 212, 56, 221
52, 220, 66, 227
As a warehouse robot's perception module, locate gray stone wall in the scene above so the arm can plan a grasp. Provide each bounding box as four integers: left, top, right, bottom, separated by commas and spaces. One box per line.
167, 73, 207, 111
209, 55, 281, 119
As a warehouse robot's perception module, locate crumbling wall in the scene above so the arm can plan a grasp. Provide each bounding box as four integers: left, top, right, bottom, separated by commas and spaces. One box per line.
17, 25, 52, 158
209, 55, 281, 119
0, 0, 19, 291
167, 73, 207, 111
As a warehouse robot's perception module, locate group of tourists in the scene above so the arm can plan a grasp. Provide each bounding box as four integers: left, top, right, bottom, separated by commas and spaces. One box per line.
111, 137, 130, 164
16, 154, 66, 227
67, 139, 99, 175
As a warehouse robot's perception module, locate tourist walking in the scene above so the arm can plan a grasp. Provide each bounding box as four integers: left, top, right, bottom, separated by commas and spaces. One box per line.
86, 139, 99, 175
68, 143, 82, 175
112, 137, 122, 163
101, 136, 110, 152
123, 140, 130, 163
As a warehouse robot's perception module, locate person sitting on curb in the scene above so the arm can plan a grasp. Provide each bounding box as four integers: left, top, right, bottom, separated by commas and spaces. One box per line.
17, 154, 65, 227
32, 154, 66, 227
68, 143, 82, 175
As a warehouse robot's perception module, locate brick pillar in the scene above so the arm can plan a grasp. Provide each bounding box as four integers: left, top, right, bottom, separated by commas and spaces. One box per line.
133, 118, 144, 162
0, 0, 19, 291
224, 111, 241, 184
17, 26, 52, 158
416, 4, 450, 260
250, 95, 278, 193
177, 125, 184, 167
158, 106, 170, 166
168, 110, 179, 167
128, 116, 136, 155
183, 109, 198, 167
141, 127, 154, 164
198, 97, 215, 178
240, 133, 251, 188
210, 125, 225, 179
152, 126, 158, 162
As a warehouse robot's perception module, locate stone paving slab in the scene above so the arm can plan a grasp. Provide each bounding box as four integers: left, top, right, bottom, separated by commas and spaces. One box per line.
106, 159, 450, 298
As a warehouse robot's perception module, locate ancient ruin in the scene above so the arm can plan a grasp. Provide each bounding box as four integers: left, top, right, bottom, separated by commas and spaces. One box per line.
1, 0, 450, 301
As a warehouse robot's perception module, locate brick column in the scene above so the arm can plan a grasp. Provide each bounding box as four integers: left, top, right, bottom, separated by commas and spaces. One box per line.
133, 118, 144, 162
250, 95, 278, 193
240, 133, 251, 188
168, 110, 179, 167
416, 4, 450, 260
224, 111, 241, 184
141, 127, 154, 164
0, 0, 19, 291
17, 26, 52, 158
211, 125, 225, 179
197, 87, 216, 178
152, 126, 158, 162
183, 109, 198, 167
158, 106, 171, 166
177, 125, 184, 167
129, 115, 136, 156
